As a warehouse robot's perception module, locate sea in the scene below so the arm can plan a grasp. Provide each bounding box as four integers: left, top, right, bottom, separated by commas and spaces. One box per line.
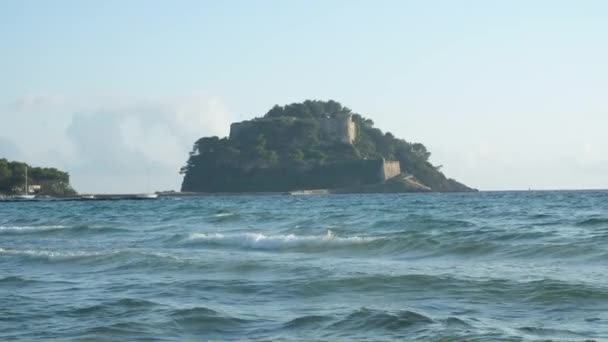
1, 191, 607, 341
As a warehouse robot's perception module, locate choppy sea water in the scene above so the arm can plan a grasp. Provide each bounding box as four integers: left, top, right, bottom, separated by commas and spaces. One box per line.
1, 191, 607, 341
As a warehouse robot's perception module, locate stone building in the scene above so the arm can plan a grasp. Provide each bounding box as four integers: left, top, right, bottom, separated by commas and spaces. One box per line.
318, 115, 356, 145
229, 115, 357, 145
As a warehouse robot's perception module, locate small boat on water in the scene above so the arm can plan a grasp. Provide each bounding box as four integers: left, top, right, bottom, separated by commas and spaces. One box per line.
14, 166, 35, 200
135, 193, 158, 199
13, 194, 35, 200
136, 169, 158, 199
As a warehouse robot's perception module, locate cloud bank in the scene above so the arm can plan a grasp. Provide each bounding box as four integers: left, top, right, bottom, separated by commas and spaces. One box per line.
0, 93, 233, 193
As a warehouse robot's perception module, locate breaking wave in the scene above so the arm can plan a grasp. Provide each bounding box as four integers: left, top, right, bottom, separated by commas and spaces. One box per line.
0, 247, 106, 260
184, 230, 377, 250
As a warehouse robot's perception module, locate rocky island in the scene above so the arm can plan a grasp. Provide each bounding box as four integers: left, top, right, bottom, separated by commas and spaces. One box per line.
0, 159, 77, 197
181, 100, 475, 193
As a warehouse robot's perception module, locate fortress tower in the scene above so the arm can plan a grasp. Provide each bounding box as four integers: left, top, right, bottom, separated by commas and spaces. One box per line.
229, 115, 357, 145
319, 115, 356, 144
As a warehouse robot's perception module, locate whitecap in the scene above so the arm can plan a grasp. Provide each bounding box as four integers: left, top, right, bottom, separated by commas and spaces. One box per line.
0, 248, 104, 259
214, 212, 235, 217
186, 230, 376, 250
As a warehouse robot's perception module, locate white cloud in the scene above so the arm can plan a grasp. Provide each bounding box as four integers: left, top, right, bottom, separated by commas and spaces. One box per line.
0, 93, 234, 193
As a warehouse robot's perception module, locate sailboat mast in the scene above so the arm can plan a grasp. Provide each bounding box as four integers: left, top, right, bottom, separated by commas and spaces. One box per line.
25, 166, 28, 195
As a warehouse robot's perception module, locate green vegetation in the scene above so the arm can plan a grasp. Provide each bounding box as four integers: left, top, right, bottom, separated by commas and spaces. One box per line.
0, 159, 77, 196
181, 100, 474, 193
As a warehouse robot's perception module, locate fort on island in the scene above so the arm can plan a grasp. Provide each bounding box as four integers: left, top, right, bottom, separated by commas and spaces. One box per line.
181, 100, 475, 193
228, 113, 398, 185
230, 113, 357, 145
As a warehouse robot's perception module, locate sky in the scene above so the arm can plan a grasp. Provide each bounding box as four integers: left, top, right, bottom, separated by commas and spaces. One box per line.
1, 0, 607, 192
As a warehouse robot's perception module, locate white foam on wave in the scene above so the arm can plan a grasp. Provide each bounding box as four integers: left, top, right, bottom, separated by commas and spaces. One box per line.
0, 225, 67, 234
187, 230, 376, 250
0, 247, 104, 259
214, 212, 235, 218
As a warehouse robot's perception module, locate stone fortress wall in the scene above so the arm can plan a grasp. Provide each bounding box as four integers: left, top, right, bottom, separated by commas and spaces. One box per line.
379, 159, 401, 181
227, 115, 400, 187
230, 115, 356, 145
229, 121, 257, 140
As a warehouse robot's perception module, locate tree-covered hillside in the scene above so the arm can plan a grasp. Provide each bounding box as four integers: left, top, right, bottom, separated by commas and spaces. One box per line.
181, 100, 474, 192
0, 159, 77, 196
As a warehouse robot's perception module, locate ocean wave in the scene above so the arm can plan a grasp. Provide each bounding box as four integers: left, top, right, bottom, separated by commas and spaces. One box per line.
500, 242, 604, 260
0, 225, 67, 234
521, 279, 608, 303
170, 306, 254, 332
282, 310, 438, 332
0, 276, 39, 286
79, 321, 164, 340
282, 315, 332, 329
287, 274, 452, 296
67, 225, 130, 235
107, 252, 196, 272
214, 212, 235, 218
0, 247, 221, 273
184, 230, 377, 250
0, 275, 77, 289
207, 210, 241, 223
329, 308, 434, 331
373, 217, 477, 230
276, 273, 608, 305
178, 228, 603, 259
0, 224, 128, 236
444, 317, 472, 328
0, 248, 177, 269
576, 217, 608, 227
517, 326, 592, 339
530, 213, 553, 219
67, 298, 162, 317
0, 247, 105, 260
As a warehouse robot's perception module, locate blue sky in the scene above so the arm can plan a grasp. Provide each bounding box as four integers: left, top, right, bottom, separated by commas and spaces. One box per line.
1, 0, 607, 192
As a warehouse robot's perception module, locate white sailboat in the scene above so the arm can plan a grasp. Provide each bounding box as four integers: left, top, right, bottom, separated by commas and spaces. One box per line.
15, 166, 35, 200
135, 168, 158, 199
